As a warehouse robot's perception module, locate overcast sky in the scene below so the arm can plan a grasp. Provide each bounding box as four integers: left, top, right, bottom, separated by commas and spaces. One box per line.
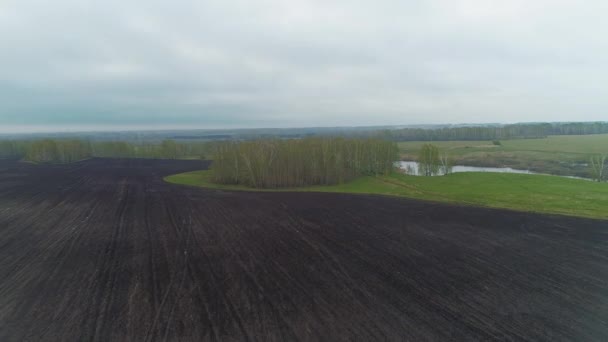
1, 0, 607, 132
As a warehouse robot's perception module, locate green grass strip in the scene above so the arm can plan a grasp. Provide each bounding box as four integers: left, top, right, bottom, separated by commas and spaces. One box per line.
165, 170, 608, 220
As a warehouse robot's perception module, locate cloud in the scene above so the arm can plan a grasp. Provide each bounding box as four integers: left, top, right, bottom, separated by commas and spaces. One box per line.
1, 0, 607, 132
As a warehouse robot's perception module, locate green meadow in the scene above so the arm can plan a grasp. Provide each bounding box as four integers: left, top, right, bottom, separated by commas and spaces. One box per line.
166, 170, 608, 220
398, 134, 608, 178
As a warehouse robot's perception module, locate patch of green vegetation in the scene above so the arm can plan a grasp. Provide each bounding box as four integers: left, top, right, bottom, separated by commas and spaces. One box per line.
398, 134, 608, 178
166, 170, 608, 220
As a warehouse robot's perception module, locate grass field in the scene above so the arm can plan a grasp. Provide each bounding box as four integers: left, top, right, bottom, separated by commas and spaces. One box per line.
398, 134, 608, 178
166, 170, 608, 220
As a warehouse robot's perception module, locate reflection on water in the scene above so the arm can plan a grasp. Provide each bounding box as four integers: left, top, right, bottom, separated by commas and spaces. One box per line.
397, 161, 590, 181
398, 161, 534, 176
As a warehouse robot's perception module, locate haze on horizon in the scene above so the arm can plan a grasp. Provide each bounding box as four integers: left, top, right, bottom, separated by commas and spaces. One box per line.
1, 0, 607, 133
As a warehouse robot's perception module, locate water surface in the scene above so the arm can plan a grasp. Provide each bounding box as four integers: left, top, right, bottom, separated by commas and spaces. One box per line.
398, 161, 590, 180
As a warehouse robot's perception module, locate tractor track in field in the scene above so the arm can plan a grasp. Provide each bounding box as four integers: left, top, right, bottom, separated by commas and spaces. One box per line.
0, 158, 607, 341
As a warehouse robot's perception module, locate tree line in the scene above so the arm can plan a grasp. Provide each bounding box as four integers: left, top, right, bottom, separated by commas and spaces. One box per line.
211, 137, 398, 188
379, 122, 608, 142
26, 139, 92, 163
0, 139, 215, 163
90, 139, 210, 159
0, 140, 28, 159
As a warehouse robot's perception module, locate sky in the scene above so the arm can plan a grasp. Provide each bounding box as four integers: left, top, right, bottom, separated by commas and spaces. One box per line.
1, 0, 607, 133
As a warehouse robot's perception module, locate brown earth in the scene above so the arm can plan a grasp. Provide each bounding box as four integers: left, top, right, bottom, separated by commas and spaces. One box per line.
0, 158, 607, 341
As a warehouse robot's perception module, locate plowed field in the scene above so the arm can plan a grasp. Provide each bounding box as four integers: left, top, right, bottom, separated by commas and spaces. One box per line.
0, 158, 607, 341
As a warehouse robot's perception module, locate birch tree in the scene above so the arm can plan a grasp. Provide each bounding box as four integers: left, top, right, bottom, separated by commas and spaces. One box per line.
590, 155, 606, 182
440, 152, 453, 175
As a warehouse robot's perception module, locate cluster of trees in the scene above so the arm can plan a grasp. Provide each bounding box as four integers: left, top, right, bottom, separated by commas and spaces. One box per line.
417, 144, 452, 176
384, 122, 608, 141
0, 139, 215, 163
211, 137, 398, 188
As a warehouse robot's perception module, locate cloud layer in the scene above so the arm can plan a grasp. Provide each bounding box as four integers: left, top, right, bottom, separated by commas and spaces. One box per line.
1, 0, 607, 131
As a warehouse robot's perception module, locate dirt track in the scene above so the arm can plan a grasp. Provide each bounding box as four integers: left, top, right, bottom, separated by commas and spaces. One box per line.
0, 158, 607, 341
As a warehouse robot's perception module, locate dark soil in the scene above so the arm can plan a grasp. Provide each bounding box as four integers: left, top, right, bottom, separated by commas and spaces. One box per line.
0, 158, 607, 341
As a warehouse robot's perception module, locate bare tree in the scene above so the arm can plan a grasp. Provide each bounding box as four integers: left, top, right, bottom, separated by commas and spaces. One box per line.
590, 155, 606, 182
440, 152, 453, 175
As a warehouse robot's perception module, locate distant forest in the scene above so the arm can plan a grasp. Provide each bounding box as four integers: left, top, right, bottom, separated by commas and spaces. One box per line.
0, 139, 214, 163
3, 121, 607, 144
379, 122, 608, 141
1, 121, 607, 163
